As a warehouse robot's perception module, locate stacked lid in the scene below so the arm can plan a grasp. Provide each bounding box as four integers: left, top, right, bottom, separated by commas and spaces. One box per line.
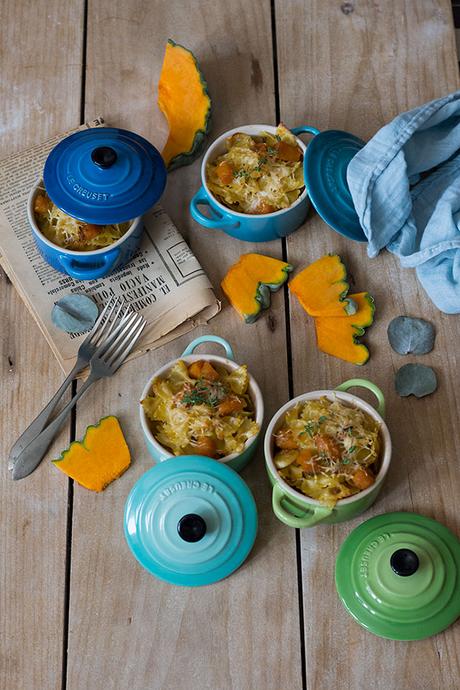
302, 129, 367, 242
43, 127, 167, 224
336, 511, 460, 640
124, 456, 258, 587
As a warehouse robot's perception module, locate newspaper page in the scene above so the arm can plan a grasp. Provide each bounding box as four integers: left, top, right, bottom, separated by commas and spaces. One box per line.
0, 118, 220, 374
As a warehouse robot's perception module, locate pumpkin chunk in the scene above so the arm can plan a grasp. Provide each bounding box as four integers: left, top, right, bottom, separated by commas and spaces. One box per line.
221, 253, 293, 323
52, 416, 131, 492
216, 161, 234, 185
289, 254, 357, 316
34, 193, 51, 215
351, 467, 375, 490
158, 39, 212, 170
314, 292, 375, 365
276, 141, 302, 162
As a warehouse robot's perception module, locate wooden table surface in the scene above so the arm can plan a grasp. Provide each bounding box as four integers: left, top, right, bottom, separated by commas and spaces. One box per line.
1, 1, 460, 689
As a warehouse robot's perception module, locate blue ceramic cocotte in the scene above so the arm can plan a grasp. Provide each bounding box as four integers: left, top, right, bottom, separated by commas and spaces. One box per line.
28, 127, 167, 281
190, 123, 368, 243
190, 124, 319, 242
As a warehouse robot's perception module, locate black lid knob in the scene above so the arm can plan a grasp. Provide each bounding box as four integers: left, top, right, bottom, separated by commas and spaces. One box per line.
390, 548, 419, 577
91, 146, 118, 168
177, 514, 207, 543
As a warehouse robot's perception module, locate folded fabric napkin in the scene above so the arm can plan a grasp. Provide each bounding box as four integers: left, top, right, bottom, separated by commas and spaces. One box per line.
347, 91, 460, 314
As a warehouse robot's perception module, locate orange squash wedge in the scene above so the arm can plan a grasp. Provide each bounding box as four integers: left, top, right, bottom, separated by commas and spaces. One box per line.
158, 39, 211, 170
289, 254, 357, 316
314, 292, 375, 365
221, 253, 293, 323
52, 416, 131, 491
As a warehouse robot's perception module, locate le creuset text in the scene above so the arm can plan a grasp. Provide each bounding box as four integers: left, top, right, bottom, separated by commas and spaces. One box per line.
66, 173, 111, 201
359, 532, 391, 578
159, 480, 215, 501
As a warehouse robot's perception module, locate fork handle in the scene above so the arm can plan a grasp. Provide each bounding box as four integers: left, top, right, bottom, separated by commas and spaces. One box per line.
11, 373, 99, 480
7, 360, 82, 469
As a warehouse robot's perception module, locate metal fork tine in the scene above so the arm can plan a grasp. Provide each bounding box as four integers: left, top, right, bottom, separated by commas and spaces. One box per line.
104, 298, 128, 339
95, 298, 131, 347
97, 311, 138, 359
105, 314, 143, 365
89, 298, 120, 345
110, 318, 146, 370
105, 312, 140, 358
92, 296, 124, 345
82, 296, 115, 345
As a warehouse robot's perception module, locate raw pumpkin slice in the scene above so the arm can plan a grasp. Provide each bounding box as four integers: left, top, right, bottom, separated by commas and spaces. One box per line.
289, 254, 357, 316
158, 39, 211, 170
52, 416, 131, 492
314, 292, 375, 365
221, 253, 293, 323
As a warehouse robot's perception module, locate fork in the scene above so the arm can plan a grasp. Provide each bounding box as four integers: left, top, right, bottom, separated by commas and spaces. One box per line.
7, 296, 127, 470
11, 310, 146, 480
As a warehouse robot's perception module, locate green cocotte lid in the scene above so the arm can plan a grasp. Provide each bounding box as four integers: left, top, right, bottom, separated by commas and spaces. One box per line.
335, 512, 460, 641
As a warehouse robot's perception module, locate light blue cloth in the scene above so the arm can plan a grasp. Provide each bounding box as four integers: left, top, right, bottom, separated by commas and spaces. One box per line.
347, 91, 460, 314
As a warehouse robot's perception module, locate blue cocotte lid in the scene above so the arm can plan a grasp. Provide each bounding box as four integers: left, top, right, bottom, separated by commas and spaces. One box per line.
123, 456, 258, 587
43, 127, 167, 224
303, 129, 366, 242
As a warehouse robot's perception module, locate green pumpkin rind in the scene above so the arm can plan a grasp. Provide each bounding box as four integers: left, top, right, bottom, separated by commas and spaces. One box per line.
52, 415, 116, 466
357, 292, 375, 328
347, 294, 376, 365
248, 263, 293, 322
255, 284, 271, 311
344, 298, 358, 316
314, 292, 375, 365
167, 121, 212, 171
52, 415, 131, 492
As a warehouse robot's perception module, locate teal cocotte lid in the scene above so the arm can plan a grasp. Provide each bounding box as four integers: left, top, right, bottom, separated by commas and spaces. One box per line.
303, 129, 366, 242
335, 512, 460, 641
123, 456, 258, 587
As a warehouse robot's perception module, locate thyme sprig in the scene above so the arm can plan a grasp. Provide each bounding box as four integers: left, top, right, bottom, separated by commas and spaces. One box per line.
181, 379, 226, 407
301, 416, 328, 438
304, 421, 318, 437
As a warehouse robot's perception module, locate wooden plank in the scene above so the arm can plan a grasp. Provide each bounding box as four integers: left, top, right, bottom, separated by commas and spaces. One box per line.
276, 1, 460, 688
65, 2, 303, 690
0, 1, 84, 689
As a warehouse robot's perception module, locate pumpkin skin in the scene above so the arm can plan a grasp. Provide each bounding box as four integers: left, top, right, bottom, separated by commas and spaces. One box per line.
221, 253, 293, 323
289, 254, 357, 316
158, 39, 211, 170
52, 416, 131, 491
314, 292, 375, 365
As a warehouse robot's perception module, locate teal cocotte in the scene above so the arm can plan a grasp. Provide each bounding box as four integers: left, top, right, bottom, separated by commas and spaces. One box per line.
139, 335, 264, 474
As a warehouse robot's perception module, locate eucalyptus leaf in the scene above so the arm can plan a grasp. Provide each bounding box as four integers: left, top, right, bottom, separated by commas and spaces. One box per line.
52, 294, 99, 334
387, 316, 435, 355
395, 363, 437, 398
